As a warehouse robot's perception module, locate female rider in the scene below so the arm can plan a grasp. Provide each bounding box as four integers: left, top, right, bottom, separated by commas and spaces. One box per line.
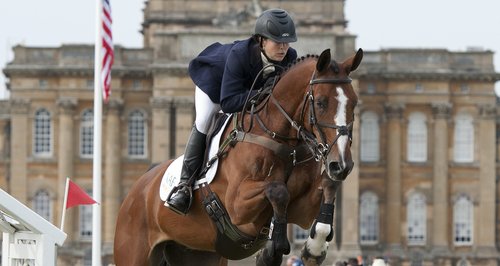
166, 8, 298, 215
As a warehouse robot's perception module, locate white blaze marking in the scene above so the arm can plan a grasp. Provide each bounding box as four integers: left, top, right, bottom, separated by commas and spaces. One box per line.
335, 87, 348, 164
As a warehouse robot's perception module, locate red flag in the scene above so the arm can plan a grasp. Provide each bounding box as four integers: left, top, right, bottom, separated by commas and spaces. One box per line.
101, 0, 114, 102
66, 180, 97, 209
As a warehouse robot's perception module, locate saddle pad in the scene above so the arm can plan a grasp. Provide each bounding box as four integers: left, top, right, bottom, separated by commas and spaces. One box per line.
159, 114, 232, 202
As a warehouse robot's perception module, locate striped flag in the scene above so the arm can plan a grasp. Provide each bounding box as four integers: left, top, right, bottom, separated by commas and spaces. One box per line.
101, 0, 114, 102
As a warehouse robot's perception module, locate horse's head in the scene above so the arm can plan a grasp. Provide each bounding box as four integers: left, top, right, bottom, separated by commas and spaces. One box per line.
307, 48, 363, 181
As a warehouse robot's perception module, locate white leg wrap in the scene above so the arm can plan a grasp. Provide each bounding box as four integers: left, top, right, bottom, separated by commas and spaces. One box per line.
305, 222, 330, 256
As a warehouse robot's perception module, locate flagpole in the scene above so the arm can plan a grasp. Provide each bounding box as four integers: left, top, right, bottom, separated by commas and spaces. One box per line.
60, 177, 70, 231
93, 0, 103, 265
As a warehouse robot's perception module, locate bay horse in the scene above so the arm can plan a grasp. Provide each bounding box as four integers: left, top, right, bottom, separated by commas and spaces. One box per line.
114, 48, 363, 266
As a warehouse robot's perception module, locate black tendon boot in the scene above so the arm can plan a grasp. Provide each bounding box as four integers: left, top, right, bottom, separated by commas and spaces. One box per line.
166, 126, 207, 215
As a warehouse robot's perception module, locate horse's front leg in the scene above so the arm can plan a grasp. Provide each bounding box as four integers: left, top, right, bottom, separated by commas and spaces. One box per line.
256, 180, 290, 266
301, 177, 341, 266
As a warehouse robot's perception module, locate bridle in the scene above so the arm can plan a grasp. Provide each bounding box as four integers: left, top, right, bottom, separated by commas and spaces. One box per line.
268, 69, 354, 164
234, 59, 355, 171
304, 70, 353, 160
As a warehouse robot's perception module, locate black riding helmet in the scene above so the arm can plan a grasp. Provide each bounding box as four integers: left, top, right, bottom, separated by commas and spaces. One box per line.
255, 9, 297, 43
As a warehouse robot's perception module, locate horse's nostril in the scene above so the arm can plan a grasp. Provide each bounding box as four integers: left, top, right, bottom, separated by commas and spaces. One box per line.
329, 161, 342, 173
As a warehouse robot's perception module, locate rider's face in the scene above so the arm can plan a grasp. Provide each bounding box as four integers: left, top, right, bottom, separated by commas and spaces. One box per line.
262, 38, 289, 62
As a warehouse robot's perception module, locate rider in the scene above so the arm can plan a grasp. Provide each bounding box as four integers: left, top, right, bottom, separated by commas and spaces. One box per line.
166, 8, 298, 215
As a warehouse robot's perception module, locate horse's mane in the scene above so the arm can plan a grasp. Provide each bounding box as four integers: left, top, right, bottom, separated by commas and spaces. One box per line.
281, 54, 319, 76
281, 52, 341, 76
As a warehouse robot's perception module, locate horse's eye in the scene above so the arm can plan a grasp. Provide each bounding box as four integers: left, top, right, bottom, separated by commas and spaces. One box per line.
315, 98, 328, 110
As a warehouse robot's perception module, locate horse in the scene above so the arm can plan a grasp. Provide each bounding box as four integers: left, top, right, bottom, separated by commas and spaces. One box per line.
114, 48, 363, 266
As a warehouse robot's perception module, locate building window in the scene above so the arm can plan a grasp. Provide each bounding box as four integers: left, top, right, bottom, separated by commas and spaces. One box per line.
360, 191, 379, 245
86, 79, 94, 89
128, 110, 147, 158
132, 79, 141, 90
407, 193, 426, 245
454, 114, 474, 163
360, 111, 380, 162
415, 83, 423, 92
457, 258, 471, 266
83, 249, 92, 266
169, 105, 177, 158
292, 225, 309, 243
33, 108, 52, 157
367, 83, 376, 94
454, 195, 473, 246
39, 79, 48, 89
80, 109, 94, 158
80, 189, 93, 239
33, 189, 52, 222
410, 251, 424, 266
460, 84, 469, 93
407, 112, 427, 162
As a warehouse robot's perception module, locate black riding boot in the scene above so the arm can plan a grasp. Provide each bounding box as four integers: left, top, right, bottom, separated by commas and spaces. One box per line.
166, 126, 207, 215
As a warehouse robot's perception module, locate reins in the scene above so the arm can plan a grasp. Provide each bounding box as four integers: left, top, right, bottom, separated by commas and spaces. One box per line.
250, 68, 354, 164
224, 58, 355, 169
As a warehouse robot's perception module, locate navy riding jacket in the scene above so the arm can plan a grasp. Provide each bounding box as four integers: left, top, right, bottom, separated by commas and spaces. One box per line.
188, 37, 297, 113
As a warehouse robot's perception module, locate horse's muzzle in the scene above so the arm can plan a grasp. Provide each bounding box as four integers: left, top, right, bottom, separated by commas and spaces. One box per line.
327, 160, 353, 181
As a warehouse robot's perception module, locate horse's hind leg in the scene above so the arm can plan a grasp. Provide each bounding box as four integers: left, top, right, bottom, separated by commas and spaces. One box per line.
256, 181, 290, 266
161, 241, 227, 266
301, 177, 341, 266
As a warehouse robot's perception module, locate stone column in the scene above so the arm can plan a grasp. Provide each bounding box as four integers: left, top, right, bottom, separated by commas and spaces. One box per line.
173, 97, 194, 156
0, 104, 9, 189
9, 99, 30, 203
150, 97, 172, 162
56, 97, 77, 238
476, 104, 497, 255
103, 99, 123, 246
384, 103, 404, 255
340, 106, 361, 256
431, 103, 451, 254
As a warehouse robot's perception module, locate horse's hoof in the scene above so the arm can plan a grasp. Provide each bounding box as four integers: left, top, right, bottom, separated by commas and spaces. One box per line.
301, 246, 326, 266
275, 240, 291, 255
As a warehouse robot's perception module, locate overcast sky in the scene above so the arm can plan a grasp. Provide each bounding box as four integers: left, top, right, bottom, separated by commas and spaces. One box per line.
1, 0, 499, 98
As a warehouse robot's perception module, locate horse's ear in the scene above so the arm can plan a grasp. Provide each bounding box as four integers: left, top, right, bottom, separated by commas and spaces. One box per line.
316, 49, 331, 73
344, 48, 363, 73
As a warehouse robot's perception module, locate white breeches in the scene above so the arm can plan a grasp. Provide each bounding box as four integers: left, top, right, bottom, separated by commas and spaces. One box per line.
194, 86, 221, 134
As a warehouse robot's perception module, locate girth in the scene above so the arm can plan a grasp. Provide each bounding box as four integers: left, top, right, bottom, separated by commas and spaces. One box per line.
200, 183, 270, 260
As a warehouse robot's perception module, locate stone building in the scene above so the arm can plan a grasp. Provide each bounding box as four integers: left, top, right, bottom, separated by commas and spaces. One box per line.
1, 0, 500, 265
355, 49, 500, 265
